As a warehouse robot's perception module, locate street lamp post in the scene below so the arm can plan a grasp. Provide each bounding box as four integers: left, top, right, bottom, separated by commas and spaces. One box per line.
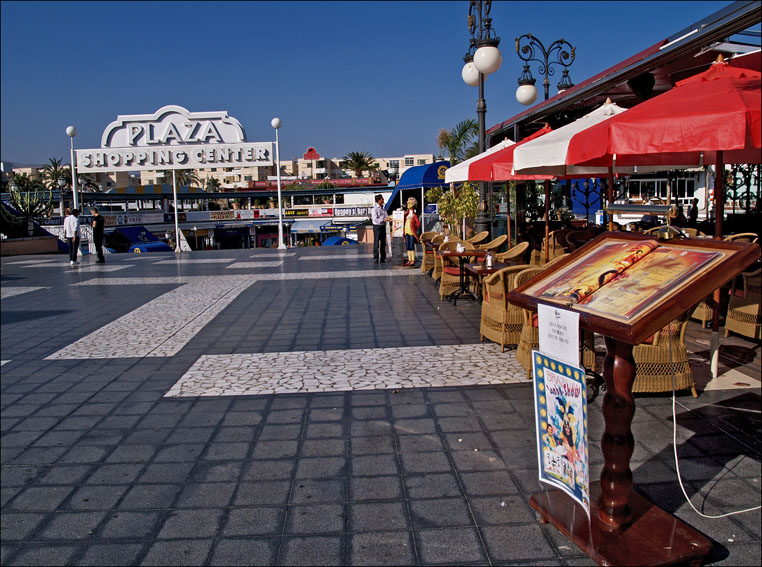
515, 34, 576, 105
66, 126, 79, 211
271, 117, 287, 249
193, 225, 199, 250
462, 0, 501, 236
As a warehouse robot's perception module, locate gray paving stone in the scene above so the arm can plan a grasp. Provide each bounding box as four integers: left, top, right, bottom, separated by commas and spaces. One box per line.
118, 484, 182, 509
350, 531, 415, 566
222, 507, 285, 537
409, 497, 474, 529
415, 527, 486, 564
286, 503, 344, 534
77, 543, 145, 566
141, 539, 213, 566
210, 538, 278, 566
157, 508, 224, 538
277, 536, 343, 566
481, 524, 557, 562
350, 501, 409, 532
176, 482, 237, 508
0, 513, 46, 540
290, 479, 346, 504
4, 543, 78, 566
405, 473, 462, 499
98, 510, 162, 539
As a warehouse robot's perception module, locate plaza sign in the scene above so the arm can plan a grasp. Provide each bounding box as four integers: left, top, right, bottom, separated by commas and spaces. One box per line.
76, 105, 273, 173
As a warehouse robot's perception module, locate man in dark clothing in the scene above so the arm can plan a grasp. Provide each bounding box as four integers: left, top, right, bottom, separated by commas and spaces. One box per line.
90, 207, 106, 263
371, 194, 391, 263
689, 198, 699, 227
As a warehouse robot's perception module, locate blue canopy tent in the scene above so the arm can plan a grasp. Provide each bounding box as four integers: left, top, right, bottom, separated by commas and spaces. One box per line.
385, 161, 450, 228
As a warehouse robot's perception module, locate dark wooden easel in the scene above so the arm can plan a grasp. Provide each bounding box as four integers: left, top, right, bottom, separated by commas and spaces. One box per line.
508, 232, 760, 566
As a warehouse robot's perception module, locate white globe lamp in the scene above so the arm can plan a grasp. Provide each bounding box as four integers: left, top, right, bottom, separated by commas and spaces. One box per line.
516, 83, 538, 106
271, 117, 282, 130
66, 125, 77, 137
461, 62, 479, 87
473, 45, 502, 75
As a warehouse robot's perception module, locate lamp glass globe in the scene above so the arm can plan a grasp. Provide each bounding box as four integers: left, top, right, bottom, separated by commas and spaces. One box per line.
516, 83, 538, 106
271, 118, 282, 129
461, 62, 479, 87
65, 126, 77, 137
473, 45, 502, 75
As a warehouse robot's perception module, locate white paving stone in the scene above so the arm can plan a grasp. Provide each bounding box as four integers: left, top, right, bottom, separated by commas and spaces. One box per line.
1, 360, 9, 366
76, 264, 133, 273
165, 344, 528, 397
154, 258, 235, 264
1, 286, 50, 299
5, 258, 58, 264
249, 252, 296, 257
226, 261, 284, 269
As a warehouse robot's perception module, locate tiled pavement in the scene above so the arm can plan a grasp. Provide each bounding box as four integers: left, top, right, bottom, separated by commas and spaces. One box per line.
1, 246, 760, 566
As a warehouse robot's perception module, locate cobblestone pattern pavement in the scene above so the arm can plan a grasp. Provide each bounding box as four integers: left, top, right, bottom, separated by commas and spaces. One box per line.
1, 246, 760, 566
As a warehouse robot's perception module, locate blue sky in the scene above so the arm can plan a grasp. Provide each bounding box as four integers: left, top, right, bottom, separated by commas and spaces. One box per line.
1, 1, 736, 165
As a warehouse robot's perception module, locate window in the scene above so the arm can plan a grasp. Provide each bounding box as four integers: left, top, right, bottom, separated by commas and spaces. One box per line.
388, 160, 399, 169
417, 159, 427, 165
244, 176, 252, 181
211, 168, 217, 172
404, 157, 415, 167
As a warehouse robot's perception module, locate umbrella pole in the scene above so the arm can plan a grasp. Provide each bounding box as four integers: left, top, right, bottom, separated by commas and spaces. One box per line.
607, 169, 615, 232
506, 182, 512, 250
710, 151, 725, 381
544, 180, 550, 263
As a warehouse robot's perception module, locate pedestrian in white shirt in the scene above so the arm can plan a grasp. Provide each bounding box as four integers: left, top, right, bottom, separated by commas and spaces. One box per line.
63, 208, 81, 265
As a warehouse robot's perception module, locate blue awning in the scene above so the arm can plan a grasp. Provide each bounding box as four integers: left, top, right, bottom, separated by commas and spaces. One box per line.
386, 161, 450, 212
115, 226, 161, 243
291, 219, 330, 233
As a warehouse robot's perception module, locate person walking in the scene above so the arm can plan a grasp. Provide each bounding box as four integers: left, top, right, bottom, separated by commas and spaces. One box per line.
64, 208, 81, 266
402, 197, 421, 267
91, 207, 106, 263
371, 194, 391, 263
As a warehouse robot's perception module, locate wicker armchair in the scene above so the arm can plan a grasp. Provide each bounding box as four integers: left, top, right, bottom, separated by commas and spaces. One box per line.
422, 234, 445, 275
633, 313, 697, 397
541, 229, 572, 261
495, 241, 530, 264
432, 239, 458, 283
479, 264, 531, 351
439, 240, 475, 302
514, 266, 597, 379
691, 233, 758, 326
477, 234, 508, 253
466, 231, 490, 246
565, 229, 599, 251
724, 232, 758, 243
725, 268, 761, 340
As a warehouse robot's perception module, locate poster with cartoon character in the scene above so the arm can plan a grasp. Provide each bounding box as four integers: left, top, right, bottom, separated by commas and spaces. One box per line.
532, 350, 590, 518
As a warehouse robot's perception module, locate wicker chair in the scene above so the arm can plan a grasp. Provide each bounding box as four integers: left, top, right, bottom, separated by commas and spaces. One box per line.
724, 232, 758, 243
541, 228, 573, 261
479, 264, 531, 352
466, 231, 490, 246
725, 268, 761, 340
432, 239, 458, 283
633, 313, 697, 397
565, 228, 599, 251
691, 233, 758, 326
495, 241, 530, 264
439, 240, 476, 302
477, 234, 508, 253
514, 266, 597, 379
422, 234, 445, 275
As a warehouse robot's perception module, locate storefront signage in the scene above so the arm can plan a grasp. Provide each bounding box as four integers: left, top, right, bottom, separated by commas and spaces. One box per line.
303, 147, 321, 160
76, 105, 273, 173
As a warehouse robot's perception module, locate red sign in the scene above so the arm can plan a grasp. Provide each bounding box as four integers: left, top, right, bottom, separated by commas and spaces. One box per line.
303, 147, 320, 160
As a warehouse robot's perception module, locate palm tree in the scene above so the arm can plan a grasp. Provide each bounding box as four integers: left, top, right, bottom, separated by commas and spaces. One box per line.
436, 119, 478, 165
40, 157, 71, 190
342, 151, 377, 178
78, 176, 99, 192
157, 169, 201, 188
206, 177, 221, 191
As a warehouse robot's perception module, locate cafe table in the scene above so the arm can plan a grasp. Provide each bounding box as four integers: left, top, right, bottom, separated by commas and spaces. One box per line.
438, 249, 487, 305
465, 261, 509, 301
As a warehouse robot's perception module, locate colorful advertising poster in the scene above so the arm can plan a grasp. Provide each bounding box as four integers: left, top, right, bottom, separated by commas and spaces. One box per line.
532, 351, 590, 518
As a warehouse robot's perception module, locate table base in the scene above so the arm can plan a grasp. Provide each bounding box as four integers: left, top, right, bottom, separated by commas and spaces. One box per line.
530, 483, 711, 566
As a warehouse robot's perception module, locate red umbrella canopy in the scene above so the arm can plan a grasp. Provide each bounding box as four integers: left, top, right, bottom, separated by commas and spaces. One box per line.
469, 124, 554, 181
565, 61, 761, 167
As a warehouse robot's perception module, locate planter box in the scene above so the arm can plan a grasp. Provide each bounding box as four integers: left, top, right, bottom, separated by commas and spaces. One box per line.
0, 236, 60, 256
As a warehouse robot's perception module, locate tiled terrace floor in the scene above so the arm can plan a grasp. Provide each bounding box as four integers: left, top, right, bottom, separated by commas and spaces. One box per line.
1, 245, 760, 566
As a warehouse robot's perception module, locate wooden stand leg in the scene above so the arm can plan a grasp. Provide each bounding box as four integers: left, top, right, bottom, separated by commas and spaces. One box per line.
529, 336, 711, 565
